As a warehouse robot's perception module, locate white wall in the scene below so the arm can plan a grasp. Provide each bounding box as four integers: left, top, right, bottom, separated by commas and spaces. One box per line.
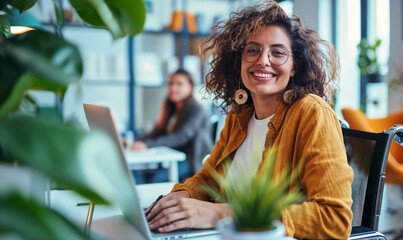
335, 0, 361, 117
388, 0, 403, 113
294, 0, 319, 32
294, 0, 362, 118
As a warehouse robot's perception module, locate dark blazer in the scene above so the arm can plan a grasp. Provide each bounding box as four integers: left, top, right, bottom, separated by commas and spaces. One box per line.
140, 100, 214, 174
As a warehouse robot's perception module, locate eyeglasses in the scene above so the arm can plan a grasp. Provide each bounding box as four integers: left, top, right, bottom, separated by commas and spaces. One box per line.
241, 42, 292, 66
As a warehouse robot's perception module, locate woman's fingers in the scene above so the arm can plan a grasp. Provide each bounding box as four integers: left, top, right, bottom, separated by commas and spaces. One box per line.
149, 210, 188, 230
156, 219, 193, 233
146, 191, 189, 221
148, 202, 182, 224
149, 198, 224, 232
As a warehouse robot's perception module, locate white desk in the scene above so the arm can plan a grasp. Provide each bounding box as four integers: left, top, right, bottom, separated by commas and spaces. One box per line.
50, 183, 295, 240
125, 147, 186, 183
50, 183, 221, 240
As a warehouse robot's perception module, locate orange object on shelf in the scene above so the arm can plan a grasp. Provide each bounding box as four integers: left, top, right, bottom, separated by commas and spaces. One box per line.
167, 10, 198, 34
342, 108, 403, 185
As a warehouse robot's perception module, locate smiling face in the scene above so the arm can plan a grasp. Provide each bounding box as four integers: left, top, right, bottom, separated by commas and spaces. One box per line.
241, 25, 294, 104
167, 73, 193, 103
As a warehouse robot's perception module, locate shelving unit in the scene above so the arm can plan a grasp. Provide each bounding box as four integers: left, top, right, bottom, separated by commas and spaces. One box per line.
43, 0, 240, 135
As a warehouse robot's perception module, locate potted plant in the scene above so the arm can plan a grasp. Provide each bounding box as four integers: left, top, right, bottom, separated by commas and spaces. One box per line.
357, 38, 382, 83
0, 0, 145, 239
202, 147, 304, 240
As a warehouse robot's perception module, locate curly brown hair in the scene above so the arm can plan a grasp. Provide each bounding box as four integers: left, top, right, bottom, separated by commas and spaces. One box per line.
202, 1, 339, 113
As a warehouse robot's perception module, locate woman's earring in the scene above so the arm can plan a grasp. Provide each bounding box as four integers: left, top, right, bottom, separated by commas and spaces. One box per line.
235, 89, 248, 105
235, 79, 248, 105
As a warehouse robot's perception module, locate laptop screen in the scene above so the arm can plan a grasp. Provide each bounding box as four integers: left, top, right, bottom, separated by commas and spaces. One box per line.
83, 104, 152, 238
83, 104, 219, 240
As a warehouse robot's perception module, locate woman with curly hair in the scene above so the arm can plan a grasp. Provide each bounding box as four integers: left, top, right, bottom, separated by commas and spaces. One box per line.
146, 2, 353, 239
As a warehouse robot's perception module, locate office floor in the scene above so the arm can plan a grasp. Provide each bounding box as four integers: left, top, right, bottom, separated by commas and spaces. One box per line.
379, 184, 403, 240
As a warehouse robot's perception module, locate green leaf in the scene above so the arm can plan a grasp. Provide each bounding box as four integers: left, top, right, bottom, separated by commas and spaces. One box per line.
0, 192, 86, 240
0, 115, 136, 207
375, 39, 381, 47
0, 15, 11, 39
8, 0, 37, 13
52, 0, 64, 30
69, 0, 146, 39
5, 30, 83, 85
67, 0, 105, 27
0, 72, 34, 117
0, 72, 71, 117
0, 0, 12, 11
0, 55, 26, 105
2, 6, 14, 16
0, 30, 83, 115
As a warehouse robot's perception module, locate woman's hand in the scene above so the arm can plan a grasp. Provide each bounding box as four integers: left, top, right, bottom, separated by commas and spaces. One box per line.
130, 141, 147, 150
145, 191, 232, 233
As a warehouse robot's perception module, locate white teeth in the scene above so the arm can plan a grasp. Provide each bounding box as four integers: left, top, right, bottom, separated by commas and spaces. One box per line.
253, 72, 274, 78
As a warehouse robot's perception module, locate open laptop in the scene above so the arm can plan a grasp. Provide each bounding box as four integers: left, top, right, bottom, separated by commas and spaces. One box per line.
83, 103, 218, 240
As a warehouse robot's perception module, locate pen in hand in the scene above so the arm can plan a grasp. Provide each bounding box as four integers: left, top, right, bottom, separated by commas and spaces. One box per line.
146, 194, 163, 217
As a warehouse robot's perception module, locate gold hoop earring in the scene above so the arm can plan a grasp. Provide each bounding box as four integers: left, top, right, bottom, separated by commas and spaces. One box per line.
235, 80, 248, 105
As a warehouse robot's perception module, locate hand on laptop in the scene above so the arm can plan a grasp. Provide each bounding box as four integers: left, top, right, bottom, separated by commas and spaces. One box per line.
146, 191, 232, 233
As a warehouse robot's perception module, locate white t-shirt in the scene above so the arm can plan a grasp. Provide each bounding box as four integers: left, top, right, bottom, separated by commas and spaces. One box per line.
229, 112, 274, 180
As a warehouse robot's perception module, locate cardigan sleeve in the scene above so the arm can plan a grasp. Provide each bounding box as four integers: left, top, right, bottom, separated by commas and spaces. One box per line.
282, 104, 353, 239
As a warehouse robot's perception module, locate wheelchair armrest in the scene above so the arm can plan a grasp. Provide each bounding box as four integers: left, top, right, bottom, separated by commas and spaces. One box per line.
386, 124, 403, 147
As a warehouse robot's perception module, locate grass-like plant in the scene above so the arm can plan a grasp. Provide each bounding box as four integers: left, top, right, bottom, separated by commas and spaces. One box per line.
203, 145, 305, 231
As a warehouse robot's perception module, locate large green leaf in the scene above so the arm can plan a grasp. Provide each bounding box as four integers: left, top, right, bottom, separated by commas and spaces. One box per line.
0, 30, 83, 116
0, 115, 136, 207
8, 0, 37, 13
68, 0, 109, 27
0, 0, 12, 11
4, 30, 83, 85
0, 15, 11, 40
0, 192, 87, 240
1, 5, 14, 16
69, 0, 146, 39
0, 56, 25, 106
0, 72, 68, 117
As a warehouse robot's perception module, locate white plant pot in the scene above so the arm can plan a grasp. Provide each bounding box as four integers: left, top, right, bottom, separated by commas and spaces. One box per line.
216, 218, 286, 240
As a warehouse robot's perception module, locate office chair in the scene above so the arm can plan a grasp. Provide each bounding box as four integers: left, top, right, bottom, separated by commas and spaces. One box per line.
202, 121, 402, 239
344, 125, 403, 239
342, 108, 403, 185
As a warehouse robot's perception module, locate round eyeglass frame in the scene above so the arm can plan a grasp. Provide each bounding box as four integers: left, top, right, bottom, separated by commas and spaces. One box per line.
241, 42, 292, 66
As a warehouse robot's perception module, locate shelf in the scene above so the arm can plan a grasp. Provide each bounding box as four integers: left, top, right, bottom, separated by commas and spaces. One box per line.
143, 29, 209, 38
81, 81, 172, 88
82, 81, 129, 86
42, 21, 210, 37
42, 21, 107, 29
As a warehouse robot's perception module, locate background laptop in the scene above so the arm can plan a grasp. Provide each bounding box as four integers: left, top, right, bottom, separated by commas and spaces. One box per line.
83, 103, 218, 240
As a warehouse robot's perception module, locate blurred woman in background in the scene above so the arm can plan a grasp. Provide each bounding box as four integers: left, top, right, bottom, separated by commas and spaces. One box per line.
131, 69, 213, 182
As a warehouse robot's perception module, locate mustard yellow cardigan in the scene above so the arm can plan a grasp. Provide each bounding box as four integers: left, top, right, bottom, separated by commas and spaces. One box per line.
172, 94, 353, 239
